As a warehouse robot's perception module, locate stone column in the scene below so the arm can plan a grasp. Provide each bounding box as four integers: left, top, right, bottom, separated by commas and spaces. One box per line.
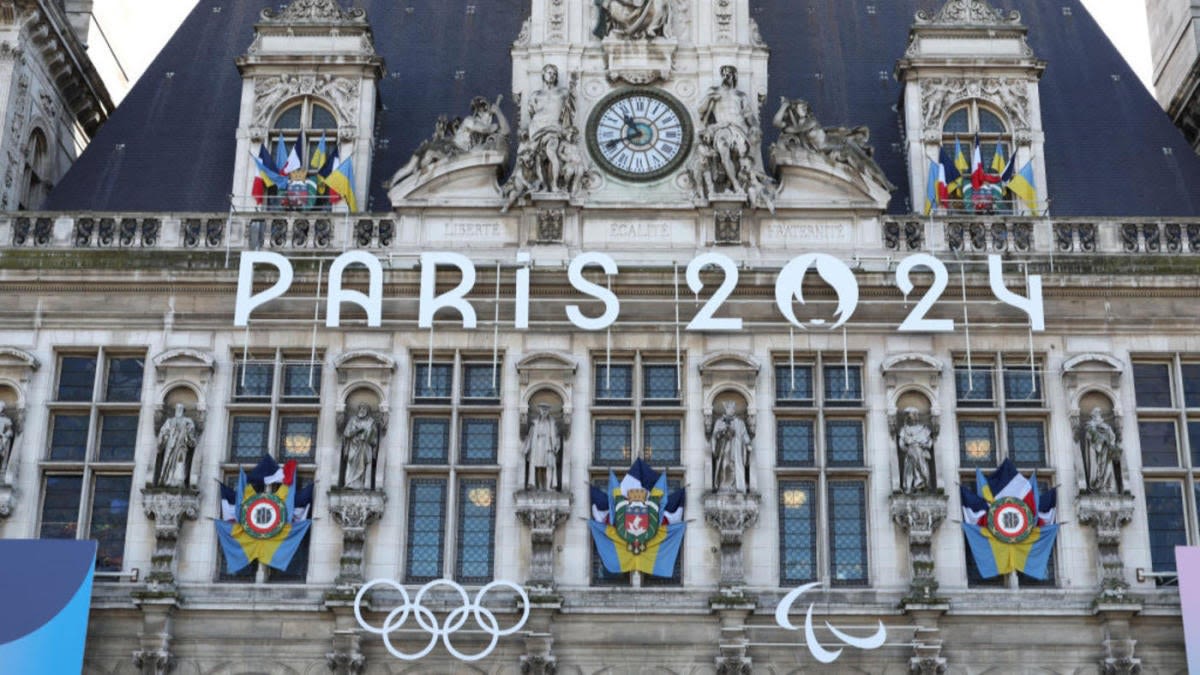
327, 489, 387, 590
514, 488, 571, 674
890, 492, 949, 672
131, 604, 176, 675
1077, 492, 1142, 674
324, 489, 386, 674
514, 488, 572, 591
712, 605, 754, 674
140, 486, 201, 594
702, 490, 761, 591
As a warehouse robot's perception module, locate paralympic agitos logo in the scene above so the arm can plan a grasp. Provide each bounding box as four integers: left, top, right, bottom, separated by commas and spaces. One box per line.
235, 251, 1045, 333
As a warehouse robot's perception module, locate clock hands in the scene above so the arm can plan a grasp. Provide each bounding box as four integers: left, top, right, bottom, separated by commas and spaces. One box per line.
606, 115, 647, 150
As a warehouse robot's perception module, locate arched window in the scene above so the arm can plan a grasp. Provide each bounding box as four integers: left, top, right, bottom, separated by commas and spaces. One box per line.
269, 98, 338, 173
20, 129, 51, 211
942, 102, 1013, 213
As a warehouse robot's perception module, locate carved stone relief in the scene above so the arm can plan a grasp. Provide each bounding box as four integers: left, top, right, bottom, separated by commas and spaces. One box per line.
919, 77, 1032, 136
914, 0, 1021, 26
251, 74, 360, 135
260, 0, 367, 24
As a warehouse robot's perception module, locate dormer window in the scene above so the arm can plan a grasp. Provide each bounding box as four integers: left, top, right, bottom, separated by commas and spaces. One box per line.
271, 98, 339, 170
260, 98, 340, 211
941, 102, 1014, 214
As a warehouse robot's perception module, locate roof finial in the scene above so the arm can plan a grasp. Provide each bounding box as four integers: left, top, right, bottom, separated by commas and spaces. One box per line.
260, 0, 366, 24
915, 0, 1022, 27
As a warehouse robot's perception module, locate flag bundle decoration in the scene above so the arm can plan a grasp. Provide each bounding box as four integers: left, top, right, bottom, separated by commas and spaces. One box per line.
215, 454, 313, 573
589, 458, 686, 577
928, 136, 1038, 215
960, 458, 1058, 580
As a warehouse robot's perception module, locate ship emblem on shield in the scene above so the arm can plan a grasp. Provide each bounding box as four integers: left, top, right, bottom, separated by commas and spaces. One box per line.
614, 487, 659, 554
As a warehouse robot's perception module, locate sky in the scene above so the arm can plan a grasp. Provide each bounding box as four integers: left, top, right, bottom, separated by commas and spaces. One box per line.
86, 0, 1158, 103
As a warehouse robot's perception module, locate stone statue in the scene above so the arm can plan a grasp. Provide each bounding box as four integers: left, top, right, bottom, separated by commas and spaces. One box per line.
708, 400, 753, 492
897, 407, 934, 494
593, 0, 672, 40
523, 403, 564, 491
694, 66, 774, 210
1082, 407, 1121, 493
771, 97, 895, 192
389, 96, 510, 187
505, 64, 586, 200
0, 401, 13, 479
339, 403, 384, 490
156, 404, 198, 488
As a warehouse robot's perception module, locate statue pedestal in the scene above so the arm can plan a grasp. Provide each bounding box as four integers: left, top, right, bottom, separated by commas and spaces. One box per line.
327, 489, 387, 591
702, 490, 761, 589
1077, 492, 1137, 603
602, 37, 677, 84
514, 489, 572, 589
889, 492, 948, 605
0, 481, 13, 520
140, 486, 201, 594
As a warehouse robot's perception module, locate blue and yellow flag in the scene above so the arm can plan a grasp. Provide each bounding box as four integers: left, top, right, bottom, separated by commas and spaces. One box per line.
215, 455, 311, 573
588, 459, 686, 577
325, 156, 358, 211
960, 459, 1057, 579
1006, 160, 1039, 215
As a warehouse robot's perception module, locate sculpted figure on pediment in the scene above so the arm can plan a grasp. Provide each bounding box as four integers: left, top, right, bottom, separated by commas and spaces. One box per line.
593, 0, 671, 40
503, 65, 589, 208
389, 96, 510, 188
693, 66, 775, 211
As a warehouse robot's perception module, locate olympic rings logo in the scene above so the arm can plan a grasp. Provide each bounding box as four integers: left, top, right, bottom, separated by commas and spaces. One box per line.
353, 578, 530, 662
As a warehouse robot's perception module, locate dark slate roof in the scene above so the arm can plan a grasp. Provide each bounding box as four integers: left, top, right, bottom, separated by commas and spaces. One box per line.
47, 0, 1200, 217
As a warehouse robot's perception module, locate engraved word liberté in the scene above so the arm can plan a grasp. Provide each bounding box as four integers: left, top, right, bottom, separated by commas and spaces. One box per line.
235, 251, 1044, 333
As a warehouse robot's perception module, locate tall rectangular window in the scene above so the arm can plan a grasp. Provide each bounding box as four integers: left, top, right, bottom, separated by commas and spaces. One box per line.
774, 354, 869, 587
222, 350, 321, 583
590, 355, 685, 586
1133, 357, 1200, 580
40, 350, 144, 573
405, 354, 501, 583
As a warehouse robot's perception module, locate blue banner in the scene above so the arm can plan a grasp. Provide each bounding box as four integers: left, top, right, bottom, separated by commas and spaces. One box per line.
0, 540, 97, 673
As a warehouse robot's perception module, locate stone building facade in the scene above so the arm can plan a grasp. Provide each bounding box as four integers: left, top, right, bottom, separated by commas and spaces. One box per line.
1147, 0, 1200, 152
2, 0, 1200, 673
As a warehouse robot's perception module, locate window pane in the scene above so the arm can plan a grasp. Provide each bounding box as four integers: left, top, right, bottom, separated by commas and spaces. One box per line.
235, 362, 274, 400
959, 421, 997, 467
779, 480, 816, 585
231, 416, 270, 461
595, 365, 633, 402
1004, 368, 1042, 405
777, 419, 815, 467
593, 419, 631, 466
1189, 422, 1200, 468
456, 479, 496, 583
105, 358, 144, 402
944, 108, 970, 134
462, 364, 500, 400
460, 418, 498, 464
98, 414, 139, 462
1007, 421, 1046, 467
1134, 363, 1173, 408
826, 420, 863, 466
311, 105, 337, 129
643, 419, 681, 465
1139, 421, 1179, 467
406, 479, 447, 582
1145, 482, 1187, 574
775, 365, 813, 404
824, 365, 862, 403
275, 105, 303, 128
49, 414, 90, 461
1183, 364, 1200, 407
58, 357, 96, 401
39, 475, 83, 540
282, 363, 321, 400
414, 363, 452, 399
956, 368, 993, 404
90, 475, 131, 572
411, 417, 450, 464
978, 109, 1006, 133
278, 416, 317, 461
643, 365, 679, 402
828, 481, 868, 585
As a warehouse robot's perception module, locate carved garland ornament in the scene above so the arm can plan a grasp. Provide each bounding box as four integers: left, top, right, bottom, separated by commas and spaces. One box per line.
914, 0, 1021, 26
252, 74, 360, 136
260, 0, 366, 23
919, 77, 1032, 140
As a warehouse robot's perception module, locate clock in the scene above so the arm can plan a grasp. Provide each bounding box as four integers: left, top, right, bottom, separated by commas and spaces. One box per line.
586, 89, 693, 182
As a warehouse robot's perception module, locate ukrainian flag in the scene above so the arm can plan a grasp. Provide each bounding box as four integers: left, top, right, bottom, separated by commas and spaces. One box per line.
324, 156, 358, 211
1007, 160, 1039, 215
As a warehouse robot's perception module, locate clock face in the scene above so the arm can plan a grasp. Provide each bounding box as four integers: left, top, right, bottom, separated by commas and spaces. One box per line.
586, 89, 693, 182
